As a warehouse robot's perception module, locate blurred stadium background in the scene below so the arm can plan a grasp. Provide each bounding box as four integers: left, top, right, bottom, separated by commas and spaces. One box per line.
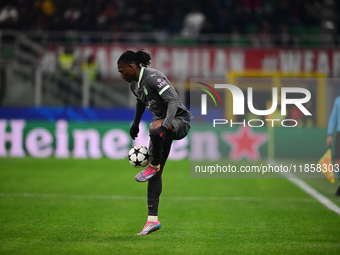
1, 0, 340, 254
0, 0, 340, 160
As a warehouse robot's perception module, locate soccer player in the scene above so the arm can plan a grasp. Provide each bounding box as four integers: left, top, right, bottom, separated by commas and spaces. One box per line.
327, 95, 340, 196
117, 50, 192, 235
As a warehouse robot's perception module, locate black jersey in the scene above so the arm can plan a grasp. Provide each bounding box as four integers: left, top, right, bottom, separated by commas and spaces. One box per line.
130, 67, 192, 128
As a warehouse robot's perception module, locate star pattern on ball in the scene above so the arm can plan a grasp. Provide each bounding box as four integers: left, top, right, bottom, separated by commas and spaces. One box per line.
128, 145, 150, 168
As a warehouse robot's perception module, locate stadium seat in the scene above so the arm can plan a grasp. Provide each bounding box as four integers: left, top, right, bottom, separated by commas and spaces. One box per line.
172, 37, 198, 46
1, 46, 15, 60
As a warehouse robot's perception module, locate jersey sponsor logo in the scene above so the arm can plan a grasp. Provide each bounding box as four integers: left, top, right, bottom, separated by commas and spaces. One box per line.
151, 73, 156, 77
147, 99, 157, 110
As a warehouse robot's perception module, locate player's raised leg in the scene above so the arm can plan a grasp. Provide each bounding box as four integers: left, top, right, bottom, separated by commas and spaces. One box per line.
135, 120, 172, 182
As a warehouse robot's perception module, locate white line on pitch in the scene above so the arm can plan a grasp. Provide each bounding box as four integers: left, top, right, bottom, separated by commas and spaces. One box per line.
269, 159, 340, 216
0, 192, 316, 202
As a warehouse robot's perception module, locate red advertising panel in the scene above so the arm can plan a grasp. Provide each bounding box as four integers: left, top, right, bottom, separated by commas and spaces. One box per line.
42, 46, 340, 79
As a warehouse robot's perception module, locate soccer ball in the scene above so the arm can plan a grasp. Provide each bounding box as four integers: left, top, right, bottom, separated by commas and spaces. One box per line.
128, 145, 150, 168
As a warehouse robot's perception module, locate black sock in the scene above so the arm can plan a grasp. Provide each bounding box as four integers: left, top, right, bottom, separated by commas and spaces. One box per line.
150, 137, 165, 165
147, 177, 162, 216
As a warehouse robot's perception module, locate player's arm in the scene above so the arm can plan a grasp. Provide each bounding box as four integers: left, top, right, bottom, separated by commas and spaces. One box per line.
161, 91, 178, 129
133, 99, 146, 125
149, 77, 179, 141
130, 90, 146, 140
152, 77, 178, 129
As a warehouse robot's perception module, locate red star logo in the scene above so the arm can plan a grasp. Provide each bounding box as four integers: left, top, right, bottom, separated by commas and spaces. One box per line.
222, 126, 267, 161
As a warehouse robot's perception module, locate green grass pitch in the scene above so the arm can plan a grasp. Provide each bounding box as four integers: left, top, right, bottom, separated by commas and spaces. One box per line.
0, 157, 340, 254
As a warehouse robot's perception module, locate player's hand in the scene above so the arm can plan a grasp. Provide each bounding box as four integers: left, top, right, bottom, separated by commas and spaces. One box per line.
150, 126, 167, 143
130, 123, 139, 140
327, 135, 333, 148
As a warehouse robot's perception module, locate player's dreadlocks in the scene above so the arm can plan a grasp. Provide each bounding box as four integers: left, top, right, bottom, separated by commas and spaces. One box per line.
117, 49, 151, 67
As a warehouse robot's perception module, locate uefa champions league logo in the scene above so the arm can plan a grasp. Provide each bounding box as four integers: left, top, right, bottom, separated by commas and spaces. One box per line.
197, 82, 312, 128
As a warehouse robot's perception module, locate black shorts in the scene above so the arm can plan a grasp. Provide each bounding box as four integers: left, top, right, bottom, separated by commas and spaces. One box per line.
148, 116, 190, 161
167, 116, 191, 141
334, 132, 340, 160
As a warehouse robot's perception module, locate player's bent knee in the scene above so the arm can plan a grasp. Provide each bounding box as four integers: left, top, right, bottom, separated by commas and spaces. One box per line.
149, 120, 164, 134
149, 120, 173, 135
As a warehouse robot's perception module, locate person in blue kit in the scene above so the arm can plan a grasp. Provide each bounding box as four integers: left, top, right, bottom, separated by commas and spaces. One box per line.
117, 49, 192, 235
327, 95, 340, 196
